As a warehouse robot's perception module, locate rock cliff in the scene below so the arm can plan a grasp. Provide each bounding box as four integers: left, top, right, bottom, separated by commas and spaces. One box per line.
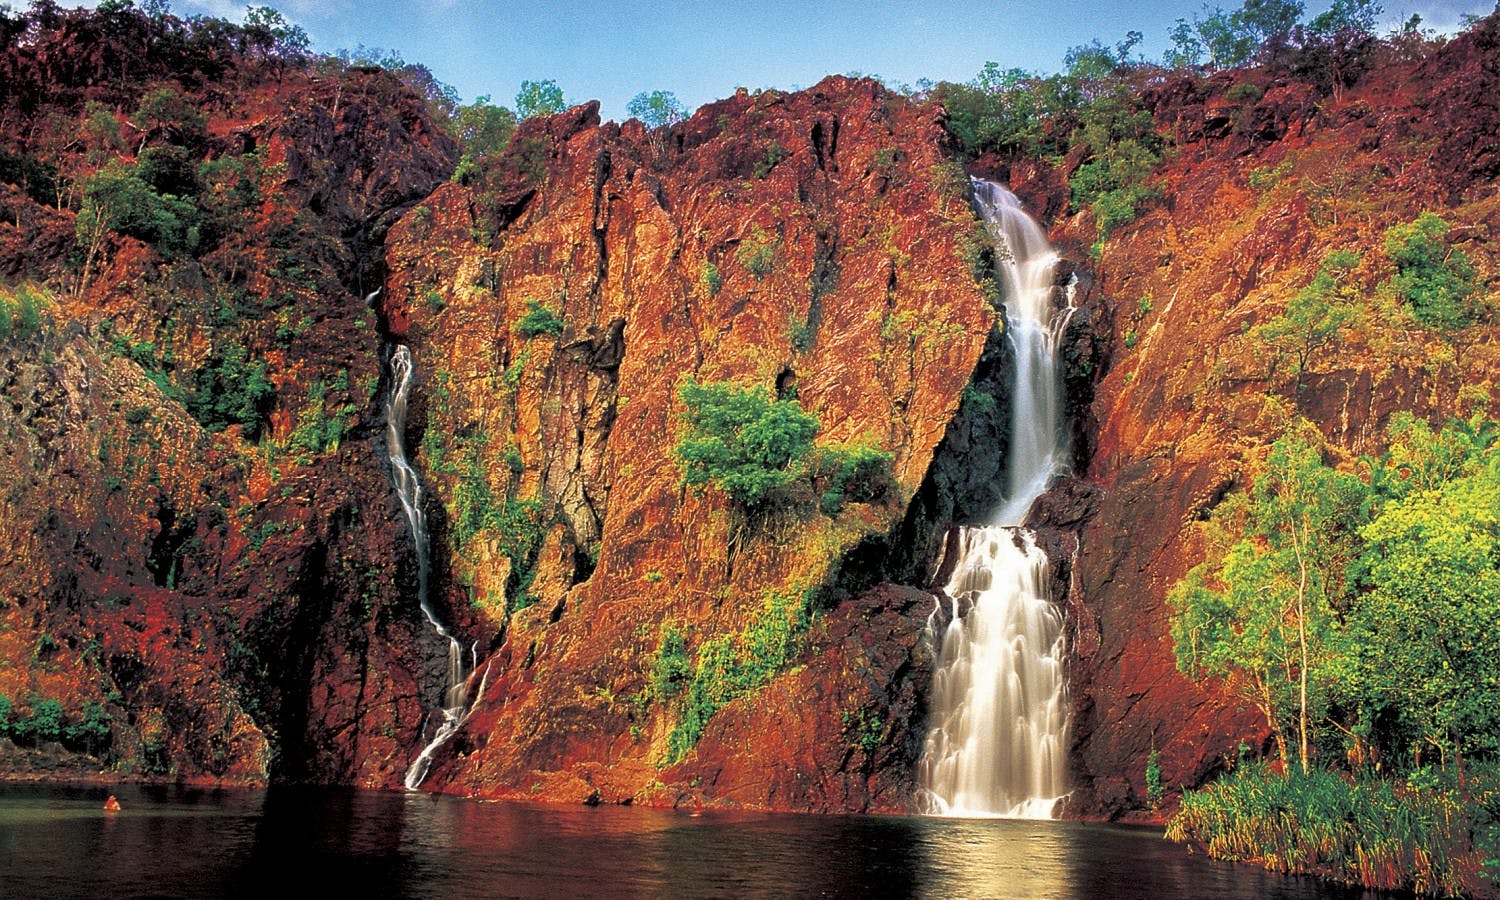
1, 5, 1496, 820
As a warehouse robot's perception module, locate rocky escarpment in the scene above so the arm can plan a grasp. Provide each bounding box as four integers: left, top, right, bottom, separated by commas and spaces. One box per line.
381, 77, 1003, 809
0, 7, 454, 785
3, 3, 1497, 824
1043, 21, 1500, 817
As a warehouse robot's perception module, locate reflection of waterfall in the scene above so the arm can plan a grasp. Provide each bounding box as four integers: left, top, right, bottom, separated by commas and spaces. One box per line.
916, 180, 1072, 819
386, 343, 485, 790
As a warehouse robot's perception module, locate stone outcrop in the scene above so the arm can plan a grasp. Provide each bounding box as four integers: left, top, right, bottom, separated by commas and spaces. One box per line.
1, 5, 1497, 821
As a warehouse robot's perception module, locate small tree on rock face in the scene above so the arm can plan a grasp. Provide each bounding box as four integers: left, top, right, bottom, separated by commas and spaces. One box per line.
626, 90, 687, 129
1253, 249, 1359, 385
515, 79, 566, 119
1383, 213, 1479, 333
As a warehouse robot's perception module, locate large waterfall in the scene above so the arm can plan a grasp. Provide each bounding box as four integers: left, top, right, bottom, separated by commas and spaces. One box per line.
915, 180, 1072, 818
385, 343, 482, 790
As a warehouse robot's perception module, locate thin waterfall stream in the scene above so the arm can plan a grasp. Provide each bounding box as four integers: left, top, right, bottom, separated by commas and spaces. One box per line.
915, 179, 1074, 819
384, 342, 487, 790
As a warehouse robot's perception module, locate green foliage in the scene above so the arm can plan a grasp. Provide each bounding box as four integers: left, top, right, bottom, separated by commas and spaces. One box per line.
0, 694, 10, 739
752, 142, 788, 179
0, 147, 58, 205
184, 344, 275, 438
735, 227, 779, 280
515, 79, 566, 119
1172, 411, 1500, 787
1382, 213, 1479, 331
1168, 762, 1500, 897
451, 94, 516, 162
698, 260, 722, 297
19, 697, 63, 744
77, 160, 200, 257
0, 284, 46, 342
937, 64, 1062, 158
1146, 746, 1165, 807
674, 377, 819, 513
515, 300, 565, 339
1169, 431, 1366, 771
650, 625, 690, 701
813, 442, 895, 515
627, 90, 687, 129
1348, 448, 1500, 762
1171, 0, 1305, 69
1252, 250, 1359, 380
448, 435, 547, 610
131, 86, 207, 144
63, 702, 112, 754
286, 377, 355, 458
1067, 89, 1163, 240
663, 590, 811, 763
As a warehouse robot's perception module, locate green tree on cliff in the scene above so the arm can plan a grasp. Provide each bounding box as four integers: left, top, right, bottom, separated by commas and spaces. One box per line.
627, 90, 687, 129
674, 377, 819, 513
1253, 249, 1359, 385
1382, 213, 1480, 333
1169, 430, 1364, 772
515, 79, 566, 119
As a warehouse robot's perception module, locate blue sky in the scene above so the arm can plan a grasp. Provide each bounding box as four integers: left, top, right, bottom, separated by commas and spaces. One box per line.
82, 0, 1500, 120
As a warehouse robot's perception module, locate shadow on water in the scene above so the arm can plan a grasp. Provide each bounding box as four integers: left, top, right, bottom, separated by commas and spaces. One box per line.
0, 785, 1398, 899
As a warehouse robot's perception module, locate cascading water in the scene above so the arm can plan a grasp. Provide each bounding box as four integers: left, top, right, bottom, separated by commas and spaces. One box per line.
385, 343, 484, 790
915, 179, 1073, 818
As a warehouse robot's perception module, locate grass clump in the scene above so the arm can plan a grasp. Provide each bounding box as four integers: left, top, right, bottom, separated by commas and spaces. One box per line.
660, 589, 812, 764
1168, 762, 1500, 897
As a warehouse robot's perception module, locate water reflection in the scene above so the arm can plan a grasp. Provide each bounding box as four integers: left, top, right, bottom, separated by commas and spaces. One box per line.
0, 785, 1389, 898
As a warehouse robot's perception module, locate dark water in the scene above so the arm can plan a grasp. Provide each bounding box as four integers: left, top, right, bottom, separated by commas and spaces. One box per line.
0, 785, 1391, 899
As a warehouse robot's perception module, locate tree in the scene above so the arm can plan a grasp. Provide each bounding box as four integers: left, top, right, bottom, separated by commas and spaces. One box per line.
515, 79, 565, 119
674, 377, 819, 512
1383, 213, 1479, 332
1300, 0, 1383, 100
626, 90, 687, 129
1252, 249, 1359, 384
1349, 449, 1500, 774
1169, 432, 1364, 772
451, 94, 515, 160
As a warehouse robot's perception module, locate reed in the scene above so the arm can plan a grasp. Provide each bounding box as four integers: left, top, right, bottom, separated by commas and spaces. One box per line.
1167, 762, 1499, 897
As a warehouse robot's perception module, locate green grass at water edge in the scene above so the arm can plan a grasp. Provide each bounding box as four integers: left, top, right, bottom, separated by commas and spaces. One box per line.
1167, 762, 1500, 897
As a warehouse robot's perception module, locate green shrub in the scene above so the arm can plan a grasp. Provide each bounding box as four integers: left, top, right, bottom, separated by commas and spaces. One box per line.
0, 694, 11, 739
735, 227, 779, 280
184, 344, 275, 438
516, 299, 565, 338
1382, 213, 1479, 331
698, 260, 722, 297
813, 443, 895, 515
0, 285, 46, 342
1146, 746, 1164, 808
663, 590, 810, 762
20, 697, 63, 744
650, 625, 690, 700
752, 142, 788, 179
63, 701, 111, 755
674, 376, 819, 512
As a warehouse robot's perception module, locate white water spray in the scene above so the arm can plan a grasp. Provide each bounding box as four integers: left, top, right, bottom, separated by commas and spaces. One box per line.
915, 180, 1072, 818
385, 342, 484, 790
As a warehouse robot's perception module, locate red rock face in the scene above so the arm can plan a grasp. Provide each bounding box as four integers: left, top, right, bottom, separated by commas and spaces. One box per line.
383, 77, 997, 807
4, 6, 1498, 821
1049, 24, 1500, 818
0, 10, 454, 786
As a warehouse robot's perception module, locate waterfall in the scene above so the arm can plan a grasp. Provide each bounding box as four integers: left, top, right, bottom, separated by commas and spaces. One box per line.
915, 179, 1072, 818
385, 343, 483, 790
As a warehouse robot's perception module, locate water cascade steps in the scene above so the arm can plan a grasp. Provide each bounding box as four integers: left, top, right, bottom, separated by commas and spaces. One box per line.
915, 180, 1074, 818
384, 342, 487, 790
